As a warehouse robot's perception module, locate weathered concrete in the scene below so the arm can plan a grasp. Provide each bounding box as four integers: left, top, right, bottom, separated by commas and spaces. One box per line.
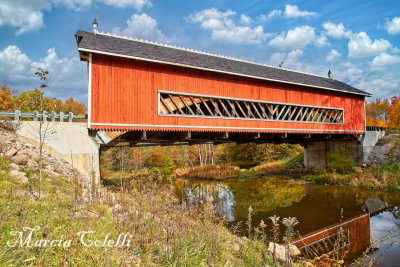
304, 131, 386, 168
16, 121, 99, 182
359, 131, 386, 164
304, 139, 362, 168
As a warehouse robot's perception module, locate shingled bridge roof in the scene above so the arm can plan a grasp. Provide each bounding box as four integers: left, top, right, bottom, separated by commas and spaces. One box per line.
75, 30, 371, 97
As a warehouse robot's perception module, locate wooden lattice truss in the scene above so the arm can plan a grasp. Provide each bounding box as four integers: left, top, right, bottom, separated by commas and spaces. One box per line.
298, 228, 350, 260
159, 91, 344, 124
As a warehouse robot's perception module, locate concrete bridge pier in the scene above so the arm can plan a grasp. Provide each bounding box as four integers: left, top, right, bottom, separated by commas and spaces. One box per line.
304, 139, 363, 169
304, 131, 386, 168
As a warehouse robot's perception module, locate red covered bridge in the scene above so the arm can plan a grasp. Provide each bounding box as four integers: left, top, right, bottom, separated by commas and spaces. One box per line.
75, 29, 371, 166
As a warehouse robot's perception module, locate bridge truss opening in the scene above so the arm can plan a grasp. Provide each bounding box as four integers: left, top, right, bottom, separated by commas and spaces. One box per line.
158, 91, 344, 125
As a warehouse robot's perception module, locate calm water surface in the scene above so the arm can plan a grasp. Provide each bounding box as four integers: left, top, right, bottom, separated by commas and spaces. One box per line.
174, 177, 400, 265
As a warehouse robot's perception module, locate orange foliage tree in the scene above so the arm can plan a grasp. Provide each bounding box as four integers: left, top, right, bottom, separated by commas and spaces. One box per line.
365, 98, 390, 127
388, 96, 400, 128
0, 84, 15, 111
64, 98, 87, 114
366, 96, 400, 128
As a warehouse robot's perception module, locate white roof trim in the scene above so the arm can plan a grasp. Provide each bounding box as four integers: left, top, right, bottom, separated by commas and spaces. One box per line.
96, 31, 327, 79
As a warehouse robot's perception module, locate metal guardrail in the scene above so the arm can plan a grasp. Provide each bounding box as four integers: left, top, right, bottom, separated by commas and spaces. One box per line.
366, 126, 400, 132
0, 110, 87, 122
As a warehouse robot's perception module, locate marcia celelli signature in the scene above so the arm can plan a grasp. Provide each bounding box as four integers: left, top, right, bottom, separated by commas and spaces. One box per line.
6, 226, 134, 248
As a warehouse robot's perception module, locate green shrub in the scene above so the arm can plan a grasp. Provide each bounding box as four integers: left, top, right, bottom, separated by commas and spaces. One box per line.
284, 152, 304, 168
382, 161, 400, 174
0, 156, 9, 170
326, 149, 354, 174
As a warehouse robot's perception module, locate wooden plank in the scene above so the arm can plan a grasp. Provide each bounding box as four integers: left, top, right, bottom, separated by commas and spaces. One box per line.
276, 105, 287, 120
234, 101, 248, 118
257, 102, 268, 119
315, 109, 323, 122
326, 110, 334, 123
306, 108, 315, 122
281, 106, 291, 120
218, 99, 231, 117
227, 100, 240, 117
321, 110, 329, 123
251, 102, 262, 119
200, 98, 214, 116
160, 95, 174, 114
168, 94, 184, 114
300, 107, 309, 121
294, 107, 303, 121
272, 105, 278, 118
210, 98, 223, 116
190, 97, 205, 115
288, 106, 298, 120
331, 110, 340, 123
244, 102, 255, 118
180, 96, 196, 115
266, 104, 274, 117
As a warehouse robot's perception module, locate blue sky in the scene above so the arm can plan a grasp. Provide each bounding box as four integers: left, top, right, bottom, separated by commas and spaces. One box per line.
0, 0, 399, 104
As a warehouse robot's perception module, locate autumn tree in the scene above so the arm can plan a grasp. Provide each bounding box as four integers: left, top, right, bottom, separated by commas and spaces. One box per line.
15, 89, 46, 112
14, 89, 86, 114
64, 98, 87, 114
388, 96, 400, 128
0, 84, 15, 111
365, 98, 390, 127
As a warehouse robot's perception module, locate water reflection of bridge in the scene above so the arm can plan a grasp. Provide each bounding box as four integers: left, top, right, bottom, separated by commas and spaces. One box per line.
176, 178, 392, 262
292, 198, 389, 261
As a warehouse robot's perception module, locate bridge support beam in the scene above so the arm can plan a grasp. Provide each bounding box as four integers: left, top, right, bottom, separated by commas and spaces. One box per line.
304, 139, 363, 168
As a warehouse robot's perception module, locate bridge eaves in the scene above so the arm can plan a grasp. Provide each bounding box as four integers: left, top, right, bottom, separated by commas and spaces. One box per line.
75, 30, 371, 98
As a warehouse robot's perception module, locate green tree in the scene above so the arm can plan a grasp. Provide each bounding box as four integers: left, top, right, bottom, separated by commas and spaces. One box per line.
15, 89, 43, 112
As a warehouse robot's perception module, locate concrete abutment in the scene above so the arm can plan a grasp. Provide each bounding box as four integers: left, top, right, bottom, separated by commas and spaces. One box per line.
16, 121, 100, 183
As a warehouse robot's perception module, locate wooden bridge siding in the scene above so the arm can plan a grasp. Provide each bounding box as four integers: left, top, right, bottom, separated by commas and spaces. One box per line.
90, 54, 365, 133
293, 213, 370, 260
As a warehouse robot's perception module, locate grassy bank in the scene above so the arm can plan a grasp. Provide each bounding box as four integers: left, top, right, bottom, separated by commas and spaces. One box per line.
0, 156, 273, 266
173, 164, 260, 180
298, 161, 400, 191
281, 150, 400, 191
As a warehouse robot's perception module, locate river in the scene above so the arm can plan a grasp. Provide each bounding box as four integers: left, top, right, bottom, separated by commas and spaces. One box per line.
174, 176, 400, 265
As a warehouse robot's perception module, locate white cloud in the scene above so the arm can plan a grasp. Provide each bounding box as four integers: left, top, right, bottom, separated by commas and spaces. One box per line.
0, 1, 46, 35
266, 9, 281, 20
101, 0, 151, 9
285, 49, 304, 69
348, 32, 392, 58
0, 46, 34, 80
326, 49, 341, 61
269, 26, 315, 49
0, 0, 151, 35
189, 8, 235, 23
314, 34, 329, 47
371, 52, 400, 70
188, 8, 270, 44
384, 17, 400, 35
268, 49, 304, 70
51, 0, 92, 10
112, 13, 167, 43
322, 22, 352, 38
284, 5, 317, 18
0, 45, 87, 102
261, 5, 316, 21
240, 14, 252, 25
355, 73, 400, 99
333, 63, 363, 84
